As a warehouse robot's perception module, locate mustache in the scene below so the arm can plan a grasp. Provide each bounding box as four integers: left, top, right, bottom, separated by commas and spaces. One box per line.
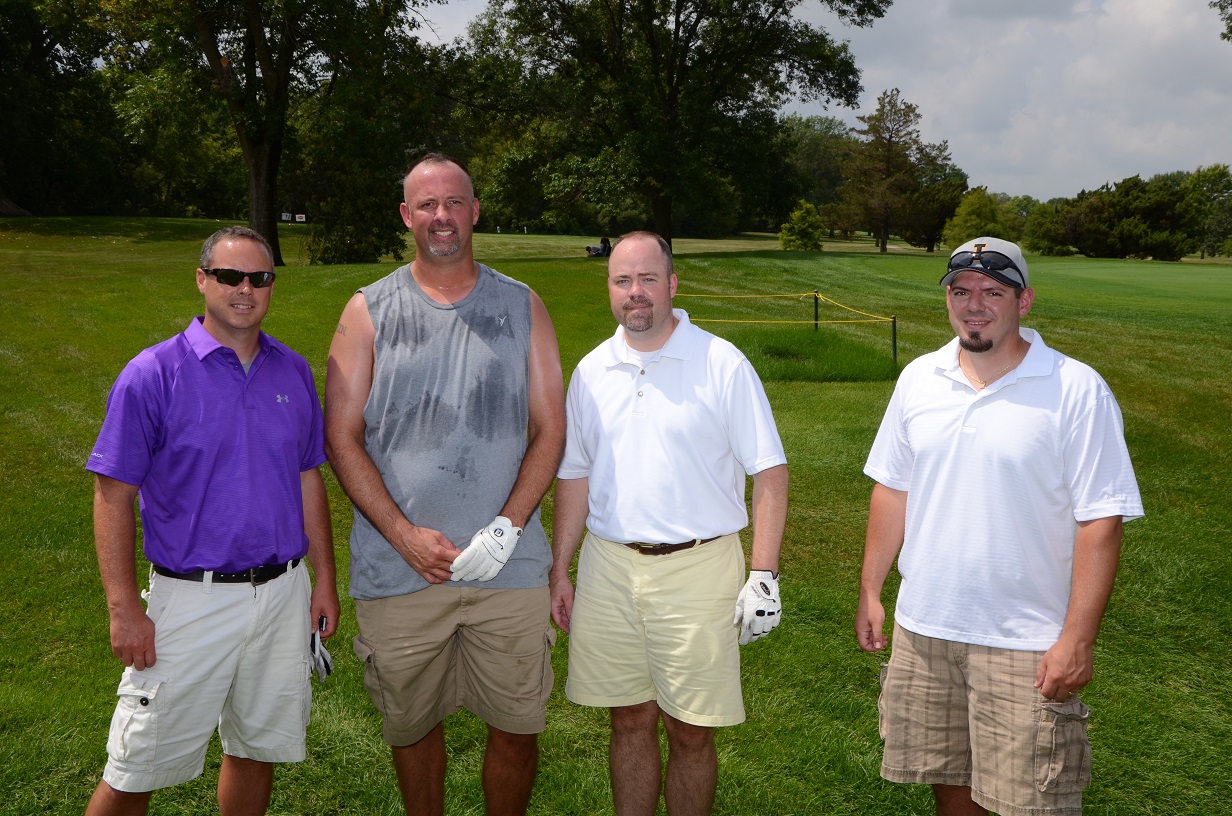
624, 297, 653, 308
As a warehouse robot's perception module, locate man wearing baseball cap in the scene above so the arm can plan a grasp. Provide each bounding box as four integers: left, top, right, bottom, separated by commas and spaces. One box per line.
855, 237, 1143, 815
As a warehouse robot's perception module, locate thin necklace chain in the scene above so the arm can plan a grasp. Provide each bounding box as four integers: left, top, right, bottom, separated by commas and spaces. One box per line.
959, 342, 1028, 390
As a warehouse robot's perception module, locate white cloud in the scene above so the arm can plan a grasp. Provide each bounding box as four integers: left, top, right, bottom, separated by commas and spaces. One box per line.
419, 0, 1232, 200
798, 0, 1232, 199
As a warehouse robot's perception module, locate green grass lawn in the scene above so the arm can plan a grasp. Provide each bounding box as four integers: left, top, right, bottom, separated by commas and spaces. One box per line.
1, 217, 1229, 814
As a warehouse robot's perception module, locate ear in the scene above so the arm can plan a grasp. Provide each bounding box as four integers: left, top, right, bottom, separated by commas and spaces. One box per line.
472, 197, 480, 226
398, 201, 413, 230
196, 268, 208, 295
1018, 287, 1035, 317
669, 273, 678, 299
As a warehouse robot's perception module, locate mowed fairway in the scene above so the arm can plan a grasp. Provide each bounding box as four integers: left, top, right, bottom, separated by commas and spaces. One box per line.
1, 217, 1229, 815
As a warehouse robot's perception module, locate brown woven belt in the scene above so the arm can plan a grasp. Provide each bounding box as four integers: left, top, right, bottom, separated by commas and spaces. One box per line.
621, 536, 722, 556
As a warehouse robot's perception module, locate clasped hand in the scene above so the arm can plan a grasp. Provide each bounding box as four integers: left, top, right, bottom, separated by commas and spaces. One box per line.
450, 516, 522, 582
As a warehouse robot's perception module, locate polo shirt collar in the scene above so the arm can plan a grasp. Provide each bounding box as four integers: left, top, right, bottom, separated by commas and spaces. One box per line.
939, 327, 1055, 390
184, 316, 273, 362
601, 308, 698, 367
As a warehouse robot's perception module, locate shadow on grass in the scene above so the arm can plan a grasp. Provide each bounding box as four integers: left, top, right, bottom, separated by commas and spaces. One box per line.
710, 324, 899, 383
0, 216, 243, 243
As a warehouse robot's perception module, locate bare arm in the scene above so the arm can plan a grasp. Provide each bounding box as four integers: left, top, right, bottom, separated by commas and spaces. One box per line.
855, 483, 907, 652
749, 464, 789, 573
497, 290, 566, 528
1035, 515, 1123, 701
324, 292, 459, 584
549, 477, 590, 633
94, 474, 155, 669
301, 467, 340, 638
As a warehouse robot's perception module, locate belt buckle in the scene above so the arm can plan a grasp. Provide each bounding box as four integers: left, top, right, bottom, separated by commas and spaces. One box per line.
247, 567, 267, 587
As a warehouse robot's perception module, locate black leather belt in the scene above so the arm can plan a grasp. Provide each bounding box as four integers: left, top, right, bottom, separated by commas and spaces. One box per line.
153, 558, 300, 586
622, 536, 722, 556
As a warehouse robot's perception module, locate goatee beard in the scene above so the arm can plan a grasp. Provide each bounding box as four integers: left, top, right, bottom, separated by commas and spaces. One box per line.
959, 335, 993, 353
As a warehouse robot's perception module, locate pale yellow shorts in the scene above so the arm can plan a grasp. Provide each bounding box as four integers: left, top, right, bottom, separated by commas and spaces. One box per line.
354, 585, 554, 746
565, 532, 746, 727
879, 623, 1092, 816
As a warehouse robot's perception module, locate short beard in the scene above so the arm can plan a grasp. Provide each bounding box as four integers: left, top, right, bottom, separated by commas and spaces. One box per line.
427, 240, 460, 257
959, 334, 993, 353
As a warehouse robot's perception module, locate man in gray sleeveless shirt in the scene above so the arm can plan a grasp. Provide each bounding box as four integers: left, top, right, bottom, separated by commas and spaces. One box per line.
325, 152, 566, 816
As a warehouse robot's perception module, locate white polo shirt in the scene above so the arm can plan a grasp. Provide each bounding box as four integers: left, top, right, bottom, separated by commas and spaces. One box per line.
865, 328, 1143, 650
559, 309, 786, 544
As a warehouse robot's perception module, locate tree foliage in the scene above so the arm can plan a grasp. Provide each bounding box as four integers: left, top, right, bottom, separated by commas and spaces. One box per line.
292, 7, 444, 264
838, 88, 954, 252
467, 0, 891, 242
1214, 0, 1232, 41
1019, 172, 1201, 261
779, 200, 826, 250
0, 0, 129, 215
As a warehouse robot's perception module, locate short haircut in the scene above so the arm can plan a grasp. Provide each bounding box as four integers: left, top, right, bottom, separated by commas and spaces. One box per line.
200, 226, 274, 269
405, 151, 473, 188
616, 231, 673, 275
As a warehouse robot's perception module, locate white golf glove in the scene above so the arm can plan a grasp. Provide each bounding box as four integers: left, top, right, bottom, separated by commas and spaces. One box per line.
733, 570, 782, 645
450, 516, 522, 582
310, 629, 334, 682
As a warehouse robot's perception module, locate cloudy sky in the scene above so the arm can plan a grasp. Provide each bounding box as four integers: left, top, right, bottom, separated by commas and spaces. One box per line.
420, 0, 1232, 201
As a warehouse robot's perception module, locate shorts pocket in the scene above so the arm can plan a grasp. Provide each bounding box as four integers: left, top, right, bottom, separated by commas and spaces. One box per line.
538, 624, 558, 706
1034, 699, 1092, 794
352, 635, 388, 717
877, 662, 890, 741
300, 655, 313, 729
107, 673, 167, 771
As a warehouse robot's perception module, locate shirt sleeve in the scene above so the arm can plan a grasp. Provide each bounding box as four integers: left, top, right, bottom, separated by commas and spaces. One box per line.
298, 359, 328, 472
864, 379, 913, 491
85, 355, 163, 487
1064, 390, 1144, 522
721, 357, 786, 476
557, 367, 593, 479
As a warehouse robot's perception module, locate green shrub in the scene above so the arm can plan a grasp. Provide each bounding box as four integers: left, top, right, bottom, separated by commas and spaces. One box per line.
779, 200, 826, 251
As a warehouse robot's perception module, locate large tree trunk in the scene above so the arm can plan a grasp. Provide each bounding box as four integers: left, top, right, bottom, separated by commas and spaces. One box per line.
244, 140, 284, 266
879, 222, 890, 253
651, 191, 674, 249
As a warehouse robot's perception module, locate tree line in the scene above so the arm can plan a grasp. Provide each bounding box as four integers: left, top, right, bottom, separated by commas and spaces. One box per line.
3, 0, 1230, 263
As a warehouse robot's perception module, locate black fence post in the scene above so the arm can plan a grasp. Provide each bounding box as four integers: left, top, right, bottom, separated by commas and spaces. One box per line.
891, 315, 898, 367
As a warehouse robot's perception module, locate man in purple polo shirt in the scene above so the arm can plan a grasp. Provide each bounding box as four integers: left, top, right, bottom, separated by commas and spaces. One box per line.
83, 226, 339, 816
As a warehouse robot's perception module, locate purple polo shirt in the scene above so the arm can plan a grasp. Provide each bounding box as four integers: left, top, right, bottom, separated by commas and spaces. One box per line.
86, 317, 326, 572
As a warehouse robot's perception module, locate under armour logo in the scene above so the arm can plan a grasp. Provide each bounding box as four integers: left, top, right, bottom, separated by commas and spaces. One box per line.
276, 394, 289, 403
497, 316, 507, 327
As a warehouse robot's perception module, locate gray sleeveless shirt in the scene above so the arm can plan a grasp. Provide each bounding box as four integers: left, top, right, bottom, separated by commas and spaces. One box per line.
348, 263, 550, 599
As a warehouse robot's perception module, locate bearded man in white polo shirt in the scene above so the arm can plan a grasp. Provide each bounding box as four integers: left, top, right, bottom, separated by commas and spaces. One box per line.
550, 231, 789, 816
856, 237, 1143, 816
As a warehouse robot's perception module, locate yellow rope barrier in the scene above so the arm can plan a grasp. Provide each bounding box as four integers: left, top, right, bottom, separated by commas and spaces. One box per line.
690, 318, 889, 324
674, 291, 894, 322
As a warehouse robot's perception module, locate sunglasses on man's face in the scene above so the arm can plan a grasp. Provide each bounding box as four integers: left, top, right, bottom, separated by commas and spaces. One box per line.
946, 251, 1025, 286
202, 267, 277, 288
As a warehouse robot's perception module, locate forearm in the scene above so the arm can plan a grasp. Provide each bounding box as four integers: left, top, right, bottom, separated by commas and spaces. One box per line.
549, 477, 589, 580
300, 468, 336, 586
326, 434, 414, 546
94, 475, 143, 614
503, 289, 567, 530
499, 423, 566, 529
1059, 516, 1123, 648
749, 464, 788, 573
860, 483, 908, 600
